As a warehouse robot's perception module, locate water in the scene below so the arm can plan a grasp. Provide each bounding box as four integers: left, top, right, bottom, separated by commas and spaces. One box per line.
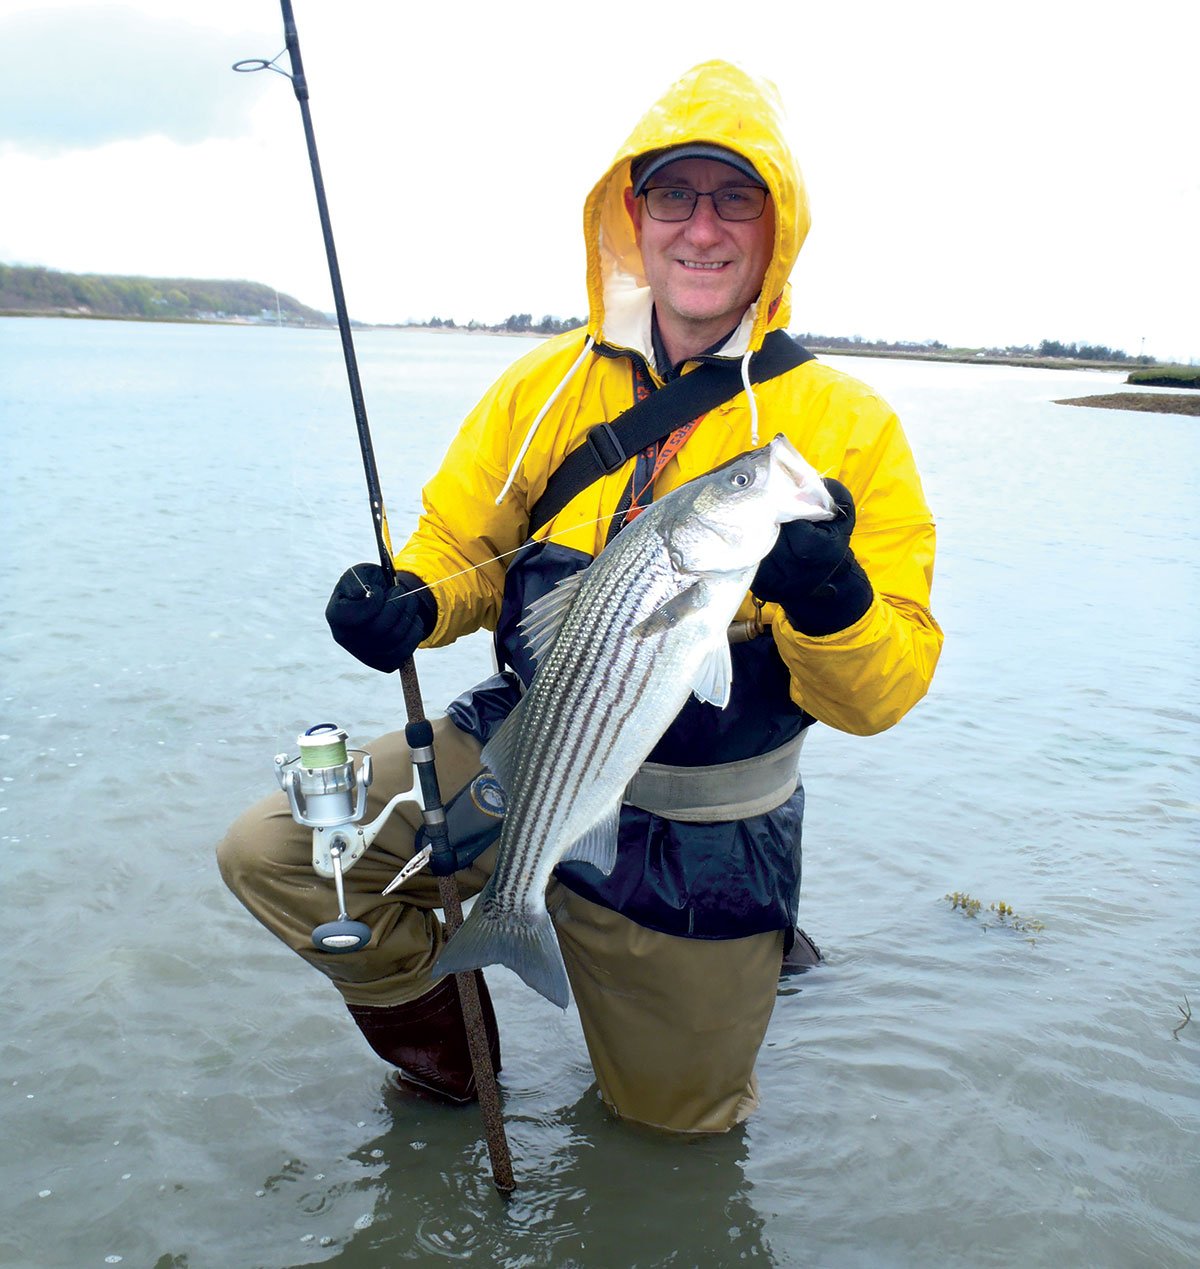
1, 317, 1196, 1268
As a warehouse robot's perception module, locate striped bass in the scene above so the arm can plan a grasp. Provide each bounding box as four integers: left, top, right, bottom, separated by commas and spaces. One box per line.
432, 434, 835, 1007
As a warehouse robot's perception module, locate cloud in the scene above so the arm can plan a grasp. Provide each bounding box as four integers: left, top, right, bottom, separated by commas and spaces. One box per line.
0, 5, 270, 152
0, 0, 1195, 360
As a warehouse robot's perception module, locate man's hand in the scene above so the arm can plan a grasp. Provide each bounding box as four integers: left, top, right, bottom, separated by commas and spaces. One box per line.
752, 478, 873, 636
325, 564, 438, 672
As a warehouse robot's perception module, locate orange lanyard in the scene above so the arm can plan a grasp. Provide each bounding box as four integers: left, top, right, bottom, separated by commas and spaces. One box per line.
624, 414, 705, 523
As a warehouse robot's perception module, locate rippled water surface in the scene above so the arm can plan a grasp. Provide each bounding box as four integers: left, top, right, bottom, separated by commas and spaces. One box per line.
2, 318, 1196, 1267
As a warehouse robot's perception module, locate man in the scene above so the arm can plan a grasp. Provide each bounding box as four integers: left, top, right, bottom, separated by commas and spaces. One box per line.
218, 60, 942, 1133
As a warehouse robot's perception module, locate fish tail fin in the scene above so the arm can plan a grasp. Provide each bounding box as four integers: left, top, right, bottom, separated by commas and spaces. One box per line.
432, 894, 571, 1010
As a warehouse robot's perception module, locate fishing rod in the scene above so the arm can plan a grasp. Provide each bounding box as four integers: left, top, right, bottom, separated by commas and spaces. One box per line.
234, 1, 514, 1195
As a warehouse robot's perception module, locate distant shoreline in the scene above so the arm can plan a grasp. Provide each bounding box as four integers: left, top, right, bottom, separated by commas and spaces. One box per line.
0, 309, 556, 341
1, 308, 1188, 377
797, 345, 1135, 374
0, 308, 286, 327
1055, 393, 1200, 416
383, 323, 1159, 372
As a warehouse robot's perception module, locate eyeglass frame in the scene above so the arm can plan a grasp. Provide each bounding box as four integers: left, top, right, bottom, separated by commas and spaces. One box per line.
639, 184, 769, 223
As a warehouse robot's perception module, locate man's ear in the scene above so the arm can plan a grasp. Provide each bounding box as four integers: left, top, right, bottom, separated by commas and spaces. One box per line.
623, 186, 642, 242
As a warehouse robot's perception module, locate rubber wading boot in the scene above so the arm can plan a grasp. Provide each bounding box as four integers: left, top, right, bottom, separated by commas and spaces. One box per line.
780, 927, 823, 975
346, 971, 501, 1104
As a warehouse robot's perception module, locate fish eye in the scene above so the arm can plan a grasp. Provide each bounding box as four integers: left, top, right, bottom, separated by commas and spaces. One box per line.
729, 469, 752, 488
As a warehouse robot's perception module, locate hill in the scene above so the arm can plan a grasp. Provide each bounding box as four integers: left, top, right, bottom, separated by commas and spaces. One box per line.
0, 264, 332, 326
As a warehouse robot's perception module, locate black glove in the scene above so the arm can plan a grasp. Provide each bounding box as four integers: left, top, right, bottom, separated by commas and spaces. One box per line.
752, 478, 873, 636
325, 564, 438, 673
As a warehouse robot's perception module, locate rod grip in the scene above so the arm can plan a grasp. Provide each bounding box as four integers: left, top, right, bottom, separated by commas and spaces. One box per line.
405, 721, 455, 873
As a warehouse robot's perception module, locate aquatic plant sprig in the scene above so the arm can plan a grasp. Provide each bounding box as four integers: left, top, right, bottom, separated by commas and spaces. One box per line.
943, 892, 1045, 939
945, 891, 982, 918
1172, 995, 1191, 1041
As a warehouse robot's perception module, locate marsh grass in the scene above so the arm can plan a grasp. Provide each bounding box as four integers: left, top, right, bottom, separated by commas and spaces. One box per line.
1127, 365, 1200, 388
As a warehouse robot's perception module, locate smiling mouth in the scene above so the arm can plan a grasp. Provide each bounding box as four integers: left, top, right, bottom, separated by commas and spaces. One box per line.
679, 260, 729, 270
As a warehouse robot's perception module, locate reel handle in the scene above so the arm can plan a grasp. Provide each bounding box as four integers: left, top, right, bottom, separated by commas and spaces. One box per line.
310, 839, 371, 954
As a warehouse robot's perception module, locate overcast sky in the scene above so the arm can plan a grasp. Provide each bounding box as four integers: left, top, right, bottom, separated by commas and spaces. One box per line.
1, 0, 1196, 361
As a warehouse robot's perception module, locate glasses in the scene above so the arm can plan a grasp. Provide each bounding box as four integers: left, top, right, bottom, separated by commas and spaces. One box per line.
641, 185, 768, 223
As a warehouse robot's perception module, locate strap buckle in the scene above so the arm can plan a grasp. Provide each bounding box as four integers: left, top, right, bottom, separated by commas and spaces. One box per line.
584, 422, 628, 474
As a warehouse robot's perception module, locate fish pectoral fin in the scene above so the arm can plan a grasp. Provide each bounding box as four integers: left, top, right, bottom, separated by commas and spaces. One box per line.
519, 567, 588, 666
480, 699, 525, 794
560, 804, 621, 876
629, 580, 709, 641
691, 639, 734, 708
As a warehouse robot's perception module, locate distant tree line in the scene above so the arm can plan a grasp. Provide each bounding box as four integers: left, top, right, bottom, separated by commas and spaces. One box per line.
795, 331, 1158, 365
422, 323, 1165, 363
795, 332, 949, 355
420, 313, 586, 335
1028, 339, 1147, 364
0, 264, 331, 325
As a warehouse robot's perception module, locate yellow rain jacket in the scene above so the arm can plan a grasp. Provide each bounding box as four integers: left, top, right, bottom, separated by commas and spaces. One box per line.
397, 59, 942, 741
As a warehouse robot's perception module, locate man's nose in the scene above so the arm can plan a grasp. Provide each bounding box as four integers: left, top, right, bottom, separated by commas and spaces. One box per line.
684, 196, 725, 242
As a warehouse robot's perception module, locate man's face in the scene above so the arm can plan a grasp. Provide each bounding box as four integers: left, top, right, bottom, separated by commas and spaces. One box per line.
626, 156, 775, 360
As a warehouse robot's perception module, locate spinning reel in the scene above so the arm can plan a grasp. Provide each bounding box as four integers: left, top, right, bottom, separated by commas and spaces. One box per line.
274, 723, 429, 952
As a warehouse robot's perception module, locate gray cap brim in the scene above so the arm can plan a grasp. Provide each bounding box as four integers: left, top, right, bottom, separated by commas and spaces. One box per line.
631, 144, 766, 196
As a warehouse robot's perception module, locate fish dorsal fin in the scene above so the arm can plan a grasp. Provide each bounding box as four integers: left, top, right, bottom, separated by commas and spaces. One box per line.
629, 579, 708, 641
560, 803, 621, 876
691, 639, 734, 708
480, 698, 526, 794
518, 568, 587, 666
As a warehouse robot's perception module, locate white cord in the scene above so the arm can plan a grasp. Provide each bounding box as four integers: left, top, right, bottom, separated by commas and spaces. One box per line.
495, 335, 596, 506
740, 346, 759, 445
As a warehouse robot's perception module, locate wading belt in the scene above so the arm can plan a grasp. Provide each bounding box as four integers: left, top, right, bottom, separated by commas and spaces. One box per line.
527, 330, 814, 536
423, 728, 809, 873
623, 730, 808, 822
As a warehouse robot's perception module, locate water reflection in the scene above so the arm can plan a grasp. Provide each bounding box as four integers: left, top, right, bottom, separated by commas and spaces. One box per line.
291, 1079, 775, 1267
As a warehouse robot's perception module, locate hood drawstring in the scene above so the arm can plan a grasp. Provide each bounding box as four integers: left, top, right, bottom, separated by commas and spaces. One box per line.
740, 346, 760, 445
495, 335, 596, 507
496, 332, 763, 510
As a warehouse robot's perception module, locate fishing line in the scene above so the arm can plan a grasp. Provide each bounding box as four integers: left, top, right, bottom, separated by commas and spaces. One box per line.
377, 454, 832, 605
376, 505, 634, 603
372, 504, 777, 645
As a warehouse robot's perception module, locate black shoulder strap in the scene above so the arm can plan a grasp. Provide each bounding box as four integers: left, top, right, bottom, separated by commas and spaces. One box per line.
528, 330, 814, 536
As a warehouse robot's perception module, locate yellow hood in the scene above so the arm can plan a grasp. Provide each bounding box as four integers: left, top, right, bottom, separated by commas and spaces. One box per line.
582, 60, 810, 361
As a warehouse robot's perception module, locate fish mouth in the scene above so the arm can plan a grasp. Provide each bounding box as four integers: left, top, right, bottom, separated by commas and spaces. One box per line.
768, 434, 835, 520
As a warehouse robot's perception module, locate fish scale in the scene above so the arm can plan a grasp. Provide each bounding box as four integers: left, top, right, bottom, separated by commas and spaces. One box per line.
432, 435, 834, 1007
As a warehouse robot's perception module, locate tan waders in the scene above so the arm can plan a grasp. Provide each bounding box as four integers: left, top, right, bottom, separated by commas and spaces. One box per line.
217, 717, 787, 1132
